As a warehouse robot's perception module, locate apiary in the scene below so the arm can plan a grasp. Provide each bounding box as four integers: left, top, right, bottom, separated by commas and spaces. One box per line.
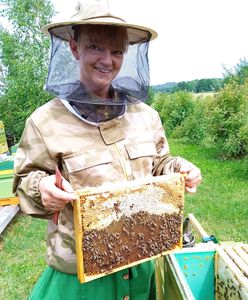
73, 173, 185, 283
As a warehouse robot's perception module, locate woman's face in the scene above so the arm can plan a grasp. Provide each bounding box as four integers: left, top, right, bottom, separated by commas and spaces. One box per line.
79, 42, 124, 96
70, 26, 127, 99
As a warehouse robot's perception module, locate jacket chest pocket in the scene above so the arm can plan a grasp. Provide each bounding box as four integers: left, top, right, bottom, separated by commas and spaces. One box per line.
63, 148, 113, 190
125, 141, 157, 178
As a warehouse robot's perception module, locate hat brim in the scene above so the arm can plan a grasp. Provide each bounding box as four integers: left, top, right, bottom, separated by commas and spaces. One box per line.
41, 19, 157, 44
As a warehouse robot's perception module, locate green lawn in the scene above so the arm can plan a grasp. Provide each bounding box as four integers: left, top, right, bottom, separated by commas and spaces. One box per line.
0, 214, 47, 299
169, 139, 248, 243
0, 139, 247, 299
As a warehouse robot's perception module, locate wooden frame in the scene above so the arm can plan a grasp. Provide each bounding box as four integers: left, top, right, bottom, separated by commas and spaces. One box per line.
0, 197, 19, 207
215, 243, 248, 299
73, 173, 185, 283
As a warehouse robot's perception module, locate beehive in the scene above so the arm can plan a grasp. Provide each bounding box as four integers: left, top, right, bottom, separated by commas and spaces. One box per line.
215, 243, 248, 299
73, 173, 185, 283
0, 171, 19, 206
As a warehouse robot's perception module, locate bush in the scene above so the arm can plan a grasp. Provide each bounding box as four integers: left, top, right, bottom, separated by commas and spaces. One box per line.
172, 95, 212, 144
151, 60, 248, 163
206, 80, 248, 158
223, 59, 248, 85
152, 91, 194, 136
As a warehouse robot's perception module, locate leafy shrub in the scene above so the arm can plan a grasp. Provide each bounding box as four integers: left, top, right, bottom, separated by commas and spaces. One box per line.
152, 91, 194, 135
206, 80, 248, 158
223, 59, 248, 85
172, 95, 212, 144
151, 92, 166, 114
151, 59, 248, 163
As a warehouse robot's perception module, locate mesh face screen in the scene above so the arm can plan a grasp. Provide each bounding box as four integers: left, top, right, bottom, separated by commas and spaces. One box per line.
74, 174, 184, 282
45, 35, 150, 105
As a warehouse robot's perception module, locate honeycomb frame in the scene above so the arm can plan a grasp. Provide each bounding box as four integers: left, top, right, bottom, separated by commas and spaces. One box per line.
73, 173, 185, 283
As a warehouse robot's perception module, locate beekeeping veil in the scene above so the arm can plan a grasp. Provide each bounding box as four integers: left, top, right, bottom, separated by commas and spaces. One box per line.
42, 0, 157, 123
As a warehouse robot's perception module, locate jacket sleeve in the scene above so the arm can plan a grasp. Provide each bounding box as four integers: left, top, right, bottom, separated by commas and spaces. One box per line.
152, 111, 186, 176
13, 117, 56, 219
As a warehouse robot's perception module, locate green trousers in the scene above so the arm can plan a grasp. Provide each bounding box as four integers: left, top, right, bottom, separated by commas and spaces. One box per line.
29, 261, 156, 300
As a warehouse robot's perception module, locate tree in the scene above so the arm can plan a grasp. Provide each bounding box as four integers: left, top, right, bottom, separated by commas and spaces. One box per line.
0, 0, 54, 145
223, 58, 248, 85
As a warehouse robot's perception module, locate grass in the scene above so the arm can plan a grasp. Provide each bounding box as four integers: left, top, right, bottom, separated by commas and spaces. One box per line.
169, 138, 248, 243
0, 139, 247, 298
0, 214, 47, 300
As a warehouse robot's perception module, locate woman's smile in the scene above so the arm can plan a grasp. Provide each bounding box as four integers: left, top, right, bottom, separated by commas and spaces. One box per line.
78, 45, 124, 98
94, 66, 112, 74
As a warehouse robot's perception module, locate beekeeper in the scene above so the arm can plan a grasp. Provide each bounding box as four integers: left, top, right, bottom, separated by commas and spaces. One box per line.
13, 0, 202, 299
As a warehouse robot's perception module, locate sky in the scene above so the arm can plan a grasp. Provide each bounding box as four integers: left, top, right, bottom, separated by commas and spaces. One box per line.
3, 0, 248, 85
51, 0, 248, 85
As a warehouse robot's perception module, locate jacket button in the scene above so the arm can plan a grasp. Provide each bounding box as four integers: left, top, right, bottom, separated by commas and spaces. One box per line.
122, 273, 129, 280
123, 296, 129, 300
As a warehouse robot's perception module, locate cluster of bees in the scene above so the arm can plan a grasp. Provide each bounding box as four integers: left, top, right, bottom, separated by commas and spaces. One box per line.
82, 210, 183, 275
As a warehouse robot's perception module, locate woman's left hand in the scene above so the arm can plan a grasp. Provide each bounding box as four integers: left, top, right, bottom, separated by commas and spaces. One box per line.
179, 161, 202, 194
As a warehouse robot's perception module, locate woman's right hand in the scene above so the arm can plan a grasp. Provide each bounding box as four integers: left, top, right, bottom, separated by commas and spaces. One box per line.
39, 175, 76, 211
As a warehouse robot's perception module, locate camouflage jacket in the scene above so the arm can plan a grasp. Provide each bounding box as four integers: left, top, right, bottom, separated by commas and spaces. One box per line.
13, 98, 184, 274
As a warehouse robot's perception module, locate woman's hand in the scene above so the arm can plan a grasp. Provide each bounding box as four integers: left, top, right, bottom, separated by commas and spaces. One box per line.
179, 161, 202, 194
39, 175, 76, 211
